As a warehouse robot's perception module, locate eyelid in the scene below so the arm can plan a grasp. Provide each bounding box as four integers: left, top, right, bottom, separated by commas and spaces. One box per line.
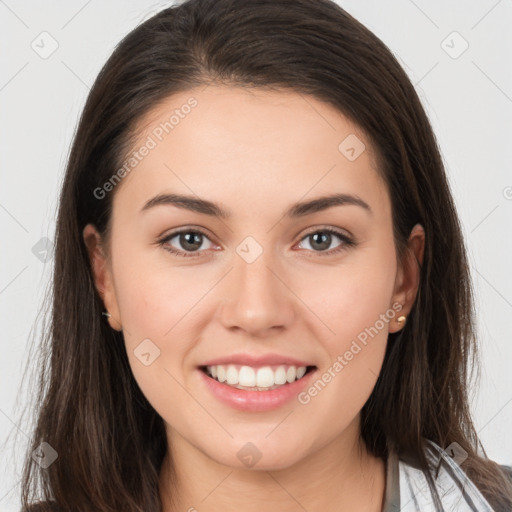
157, 224, 215, 240
298, 224, 353, 239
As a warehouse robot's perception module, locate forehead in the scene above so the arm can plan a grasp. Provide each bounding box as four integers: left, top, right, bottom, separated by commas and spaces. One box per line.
112, 85, 390, 221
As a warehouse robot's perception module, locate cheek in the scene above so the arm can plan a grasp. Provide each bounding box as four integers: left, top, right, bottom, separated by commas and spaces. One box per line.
298, 245, 397, 405
112, 245, 205, 342
302, 245, 397, 343
112, 261, 201, 419
109, 247, 199, 386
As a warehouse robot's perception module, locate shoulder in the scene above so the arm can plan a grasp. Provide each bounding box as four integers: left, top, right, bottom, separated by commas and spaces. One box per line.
396, 440, 496, 511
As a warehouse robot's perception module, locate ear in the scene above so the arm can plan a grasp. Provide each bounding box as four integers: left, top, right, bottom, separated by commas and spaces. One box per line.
388, 223, 425, 333
82, 224, 122, 331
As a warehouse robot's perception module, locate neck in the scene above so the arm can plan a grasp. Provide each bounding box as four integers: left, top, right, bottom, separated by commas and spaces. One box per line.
159, 419, 386, 512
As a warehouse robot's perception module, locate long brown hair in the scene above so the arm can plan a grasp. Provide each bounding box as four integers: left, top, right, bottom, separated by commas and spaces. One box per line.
17, 0, 512, 510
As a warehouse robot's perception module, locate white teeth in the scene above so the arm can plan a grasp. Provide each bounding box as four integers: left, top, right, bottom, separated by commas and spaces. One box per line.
226, 366, 238, 385
274, 366, 287, 385
217, 365, 226, 383
286, 366, 297, 383
204, 364, 310, 390
256, 366, 274, 387
239, 366, 256, 387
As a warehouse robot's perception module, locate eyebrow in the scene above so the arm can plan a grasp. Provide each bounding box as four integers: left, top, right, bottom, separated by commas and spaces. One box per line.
140, 192, 372, 218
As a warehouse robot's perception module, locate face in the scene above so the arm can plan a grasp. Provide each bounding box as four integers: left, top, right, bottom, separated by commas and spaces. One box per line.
84, 85, 424, 470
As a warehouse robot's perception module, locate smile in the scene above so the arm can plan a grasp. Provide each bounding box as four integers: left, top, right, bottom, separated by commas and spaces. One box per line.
201, 364, 316, 391
197, 362, 318, 411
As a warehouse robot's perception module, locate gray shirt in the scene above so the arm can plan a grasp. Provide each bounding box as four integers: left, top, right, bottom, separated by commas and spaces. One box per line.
382, 439, 502, 511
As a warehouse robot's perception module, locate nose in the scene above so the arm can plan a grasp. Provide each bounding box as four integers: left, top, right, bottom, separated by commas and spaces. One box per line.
218, 249, 296, 337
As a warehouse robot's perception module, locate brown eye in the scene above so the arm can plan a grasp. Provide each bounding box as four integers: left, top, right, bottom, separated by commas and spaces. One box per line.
159, 229, 215, 258
177, 232, 203, 252
297, 228, 355, 256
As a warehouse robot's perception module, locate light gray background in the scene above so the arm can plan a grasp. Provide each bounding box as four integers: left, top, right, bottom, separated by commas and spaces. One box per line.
1, 1, 511, 510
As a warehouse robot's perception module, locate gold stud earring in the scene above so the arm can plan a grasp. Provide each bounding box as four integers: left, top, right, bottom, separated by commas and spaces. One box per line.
397, 315, 406, 325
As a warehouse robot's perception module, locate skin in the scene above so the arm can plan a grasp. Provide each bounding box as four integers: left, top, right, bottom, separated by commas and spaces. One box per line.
84, 85, 425, 512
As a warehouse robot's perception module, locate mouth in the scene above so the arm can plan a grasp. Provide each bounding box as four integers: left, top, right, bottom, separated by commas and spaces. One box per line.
199, 364, 317, 391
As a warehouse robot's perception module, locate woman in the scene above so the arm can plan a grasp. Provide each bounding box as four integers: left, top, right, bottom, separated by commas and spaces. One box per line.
19, 0, 512, 510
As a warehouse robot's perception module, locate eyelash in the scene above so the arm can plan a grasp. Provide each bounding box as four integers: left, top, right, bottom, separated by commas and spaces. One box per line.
157, 226, 356, 259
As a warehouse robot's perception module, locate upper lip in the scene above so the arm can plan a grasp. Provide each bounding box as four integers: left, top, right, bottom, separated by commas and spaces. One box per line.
200, 353, 315, 368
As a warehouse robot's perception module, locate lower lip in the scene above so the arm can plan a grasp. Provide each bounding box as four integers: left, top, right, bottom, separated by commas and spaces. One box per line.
197, 367, 317, 412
